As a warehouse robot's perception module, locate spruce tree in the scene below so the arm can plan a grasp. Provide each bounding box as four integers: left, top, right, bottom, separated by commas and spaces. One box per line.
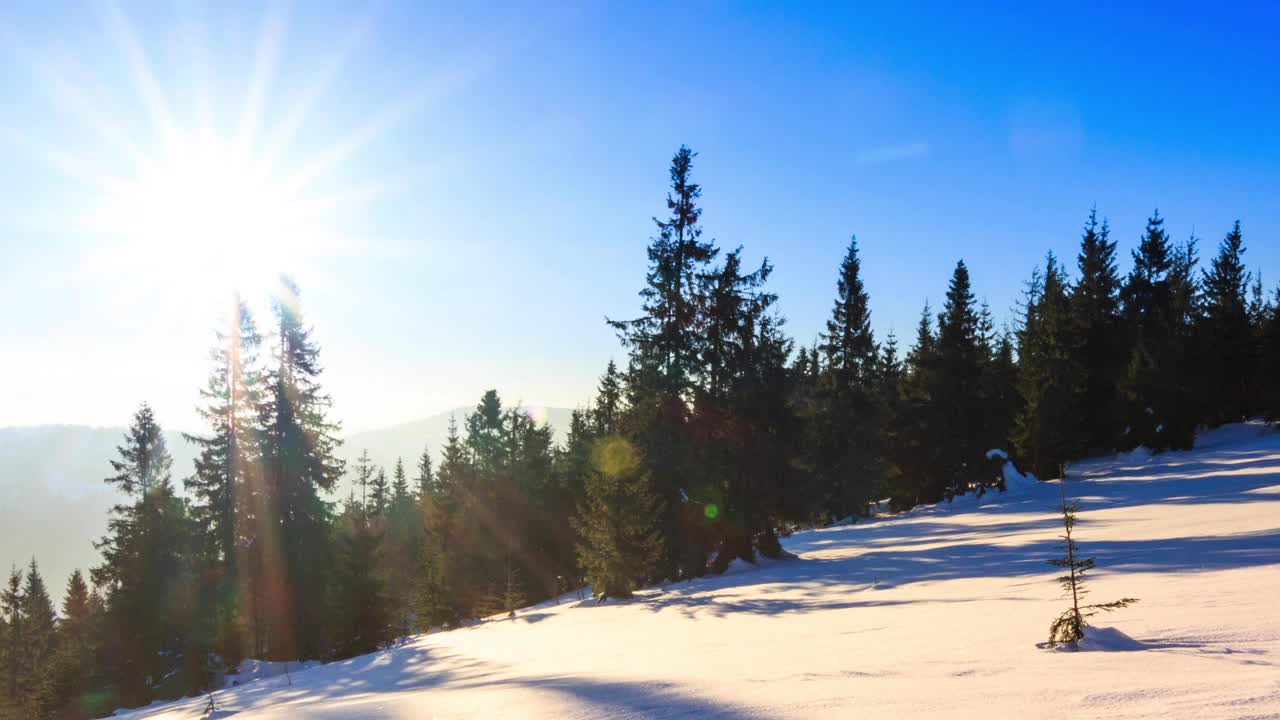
368, 467, 389, 519
255, 276, 345, 660
933, 260, 988, 499
502, 561, 526, 615
330, 509, 389, 658
1, 568, 21, 714
1200, 221, 1255, 424
415, 443, 435, 504
812, 236, 882, 520
47, 570, 97, 720
92, 403, 194, 706
592, 360, 623, 435
1260, 286, 1280, 421
352, 450, 377, 512
885, 302, 940, 509
609, 146, 718, 582
18, 561, 56, 719
183, 296, 261, 664
423, 417, 468, 621
1071, 209, 1124, 453
572, 435, 664, 600
1015, 254, 1085, 478
1120, 211, 1181, 450
1165, 235, 1203, 447
382, 458, 420, 636
1047, 477, 1137, 647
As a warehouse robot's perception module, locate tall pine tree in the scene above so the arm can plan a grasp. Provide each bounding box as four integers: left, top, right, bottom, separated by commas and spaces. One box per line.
255, 276, 346, 660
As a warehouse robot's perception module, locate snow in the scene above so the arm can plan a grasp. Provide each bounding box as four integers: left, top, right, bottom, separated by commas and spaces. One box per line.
218, 659, 324, 689
118, 423, 1280, 719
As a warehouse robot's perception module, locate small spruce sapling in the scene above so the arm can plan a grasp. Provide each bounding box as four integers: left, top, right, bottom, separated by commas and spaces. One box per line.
1047, 465, 1138, 647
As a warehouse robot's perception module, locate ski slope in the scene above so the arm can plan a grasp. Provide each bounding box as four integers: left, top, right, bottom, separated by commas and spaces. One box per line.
121, 423, 1280, 719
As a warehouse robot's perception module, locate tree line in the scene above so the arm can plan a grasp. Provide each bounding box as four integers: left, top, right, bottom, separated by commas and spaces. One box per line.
3, 145, 1279, 718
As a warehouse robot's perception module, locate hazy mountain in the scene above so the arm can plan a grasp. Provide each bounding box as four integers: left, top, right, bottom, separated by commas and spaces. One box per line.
0, 406, 571, 594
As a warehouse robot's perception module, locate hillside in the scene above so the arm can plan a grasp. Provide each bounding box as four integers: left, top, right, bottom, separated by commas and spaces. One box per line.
0, 407, 571, 590
118, 423, 1280, 719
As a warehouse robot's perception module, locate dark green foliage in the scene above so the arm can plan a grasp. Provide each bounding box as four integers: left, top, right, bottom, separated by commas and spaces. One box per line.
808, 236, 884, 520
609, 146, 718, 581
254, 276, 345, 660
1070, 210, 1125, 454
92, 404, 198, 706
1199, 221, 1256, 424
331, 508, 389, 658
1, 568, 20, 719
183, 296, 262, 668
1015, 254, 1085, 479
1047, 476, 1137, 647
1119, 212, 1199, 451
1260, 286, 1280, 421
572, 433, 664, 599
368, 467, 389, 518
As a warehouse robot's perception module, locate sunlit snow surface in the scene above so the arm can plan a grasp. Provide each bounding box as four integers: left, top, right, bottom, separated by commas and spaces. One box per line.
121, 423, 1280, 719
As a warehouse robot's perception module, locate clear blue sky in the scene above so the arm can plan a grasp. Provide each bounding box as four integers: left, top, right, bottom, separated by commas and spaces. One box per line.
2, 1, 1277, 432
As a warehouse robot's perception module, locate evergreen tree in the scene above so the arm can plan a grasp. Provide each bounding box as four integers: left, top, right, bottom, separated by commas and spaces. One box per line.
1070, 209, 1124, 453
502, 561, 526, 615
572, 435, 664, 600
885, 302, 941, 509
383, 458, 421, 636
0, 568, 22, 719
1047, 478, 1137, 646
368, 467, 389, 519
352, 450, 377, 512
255, 276, 345, 660
609, 146, 718, 581
391, 458, 411, 506
183, 296, 261, 665
1120, 211, 1185, 450
811, 236, 882, 520
932, 260, 989, 498
422, 417, 467, 622
1260, 286, 1280, 421
46, 570, 98, 720
92, 404, 195, 706
1015, 254, 1085, 478
17, 561, 56, 719
415, 443, 435, 504
330, 509, 388, 658
1200, 221, 1255, 424
592, 360, 623, 435
1166, 234, 1203, 447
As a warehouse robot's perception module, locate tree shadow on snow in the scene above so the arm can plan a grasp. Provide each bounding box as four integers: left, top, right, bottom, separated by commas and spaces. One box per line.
132, 640, 772, 720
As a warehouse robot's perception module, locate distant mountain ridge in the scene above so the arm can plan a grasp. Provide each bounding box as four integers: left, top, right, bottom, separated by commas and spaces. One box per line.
0, 406, 572, 593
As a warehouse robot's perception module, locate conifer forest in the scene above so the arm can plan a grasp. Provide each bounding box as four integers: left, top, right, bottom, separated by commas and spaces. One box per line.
3, 143, 1279, 719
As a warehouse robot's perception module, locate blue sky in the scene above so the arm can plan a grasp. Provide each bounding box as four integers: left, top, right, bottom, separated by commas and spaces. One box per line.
2, 1, 1277, 432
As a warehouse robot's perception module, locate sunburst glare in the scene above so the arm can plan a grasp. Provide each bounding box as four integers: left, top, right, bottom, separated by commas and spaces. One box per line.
9, 0, 413, 306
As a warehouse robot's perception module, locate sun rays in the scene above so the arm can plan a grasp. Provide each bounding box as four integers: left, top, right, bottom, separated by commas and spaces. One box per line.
3, 0, 417, 304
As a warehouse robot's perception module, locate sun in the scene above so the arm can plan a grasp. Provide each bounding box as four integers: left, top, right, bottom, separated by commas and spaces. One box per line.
7, 2, 419, 309
103, 132, 304, 299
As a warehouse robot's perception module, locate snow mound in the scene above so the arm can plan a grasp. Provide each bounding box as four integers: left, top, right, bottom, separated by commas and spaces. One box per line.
1194, 420, 1276, 450
1053, 626, 1148, 653
1000, 460, 1039, 494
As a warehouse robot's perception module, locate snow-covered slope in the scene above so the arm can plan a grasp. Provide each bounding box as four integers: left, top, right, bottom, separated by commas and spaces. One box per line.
121, 423, 1280, 719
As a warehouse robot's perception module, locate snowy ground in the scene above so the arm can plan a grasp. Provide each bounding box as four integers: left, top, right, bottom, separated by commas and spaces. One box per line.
121, 423, 1280, 719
